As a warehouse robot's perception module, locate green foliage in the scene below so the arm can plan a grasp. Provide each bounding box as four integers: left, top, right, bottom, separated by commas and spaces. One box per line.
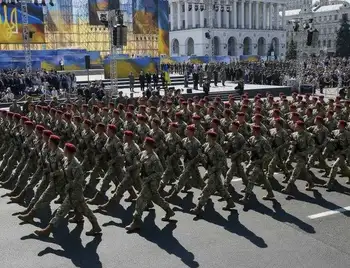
286, 39, 297, 60
336, 16, 350, 57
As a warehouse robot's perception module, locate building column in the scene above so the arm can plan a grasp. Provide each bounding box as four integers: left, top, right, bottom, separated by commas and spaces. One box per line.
262, 2, 266, 29
282, 4, 286, 30
275, 4, 279, 29
170, 2, 174, 30
225, 8, 230, 28
200, 4, 204, 27
241, 1, 244, 28
185, 2, 189, 29
177, 1, 181, 30
233, 0, 237, 28
217, 7, 222, 28
255, 2, 259, 29
192, 4, 196, 28
248, 1, 252, 29
269, 3, 273, 29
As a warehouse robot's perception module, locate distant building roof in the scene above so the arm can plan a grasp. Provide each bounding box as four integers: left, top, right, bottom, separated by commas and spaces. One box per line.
314, 4, 343, 12
284, 9, 301, 16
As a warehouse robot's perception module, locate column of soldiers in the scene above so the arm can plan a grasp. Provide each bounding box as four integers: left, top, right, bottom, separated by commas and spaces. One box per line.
0, 91, 350, 236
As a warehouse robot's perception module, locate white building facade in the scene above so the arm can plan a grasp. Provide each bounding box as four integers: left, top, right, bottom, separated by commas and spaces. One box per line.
169, 0, 288, 58
285, 2, 350, 57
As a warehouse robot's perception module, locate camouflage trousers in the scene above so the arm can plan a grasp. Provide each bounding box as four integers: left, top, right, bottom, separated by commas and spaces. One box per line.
110, 170, 140, 203
267, 154, 289, 178
27, 174, 50, 209
0, 149, 20, 180
81, 153, 95, 174
289, 156, 313, 185
32, 178, 65, 212
50, 192, 98, 227
13, 159, 37, 190
86, 160, 107, 191
245, 163, 273, 194
198, 171, 231, 208
10, 154, 29, 181
308, 147, 330, 171
26, 166, 44, 190
0, 142, 12, 161
225, 158, 248, 186
133, 179, 171, 220
329, 154, 350, 182
160, 156, 182, 188
174, 163, 204, 192
99, 164, 125, 194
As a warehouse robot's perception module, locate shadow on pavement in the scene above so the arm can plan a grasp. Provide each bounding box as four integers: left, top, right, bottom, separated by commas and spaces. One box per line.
21, 222, 102, 268
138, 210, 200, 268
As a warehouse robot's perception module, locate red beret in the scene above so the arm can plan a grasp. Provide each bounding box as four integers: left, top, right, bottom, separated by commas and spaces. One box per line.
224, 109, 231, 115
127, 104, 134, 109
346, 100, 350, 104
274, 118, 283, 124
150, 106, 157, 111
208, 106, 215, 111
49, 135, 61, 143
109, 102, 115, 107
14, 113, 21, 120
252, 124, 261, 131
137, 114, 146, 120
339, 120, 347, 126
64, 113, 72, 119
188, 98, 193, 102
103, 107, 109, 111
166, 100, 172, 104
35, 124, 45, 132
1, 110, 7, 114
152, 118, 161, 125
113, 109, 120, 115
93, 105, 99, 111
237, 112, 245, 117
126, 112, 133, 118
24, 121, 34, 127
74, 115, 82, 121
254, 114, 263, 119
82, 104, 88, 108
232, 121, 240, 127
169, 122, 178, 128
187, 124, 196, 131
50, 108, 57, 113
296, 120, 305, 127
64, 143, 76, 153
181, 101, 188, 105
273, 109, 280, 115
43, 130, 53, 137
175, 112, 183, 117
211, 118, 220, 125
292, 112, 300, 117
315, 116, 323, 122
161, 110, 168, 115
124, 130, 134, 137
144, 137, 155, 145
192, 115, 201, 120
336, 96, 341, 100
66, 104, 72, 108
290, 104, 297, 109
43, 106, 50, 111
224, 103, 230, 108
305, 93, 311, 97
7, 112, 14, 117
206, 130, 217, 137
327, 110, 334, 115
97, 123, 105, 129
118, 103, 125, 109
319, 95, 324, 99
107, 124, 117, 132
329, 98, 334, 102
139, 105, 146, 109
56, 110, 63, 115
335, 104, 342, 108
84, 119, 92, 126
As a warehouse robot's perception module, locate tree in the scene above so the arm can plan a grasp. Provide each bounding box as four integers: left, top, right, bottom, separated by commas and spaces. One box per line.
336, 15, 350, 57
286, 39, 297, 60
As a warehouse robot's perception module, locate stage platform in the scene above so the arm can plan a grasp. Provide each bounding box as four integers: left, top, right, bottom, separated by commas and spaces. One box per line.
181, 81, 292, 100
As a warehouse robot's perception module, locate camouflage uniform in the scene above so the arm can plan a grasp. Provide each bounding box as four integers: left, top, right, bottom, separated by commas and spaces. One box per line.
283, 130, 315, 193
191, 142, 234, 214
49, 157, 101, 233
326, 129, 350, 189
126, 150, 174, 230
224, 131, 248, 186
80, 128, 96, 173
241, 134, 275, 201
